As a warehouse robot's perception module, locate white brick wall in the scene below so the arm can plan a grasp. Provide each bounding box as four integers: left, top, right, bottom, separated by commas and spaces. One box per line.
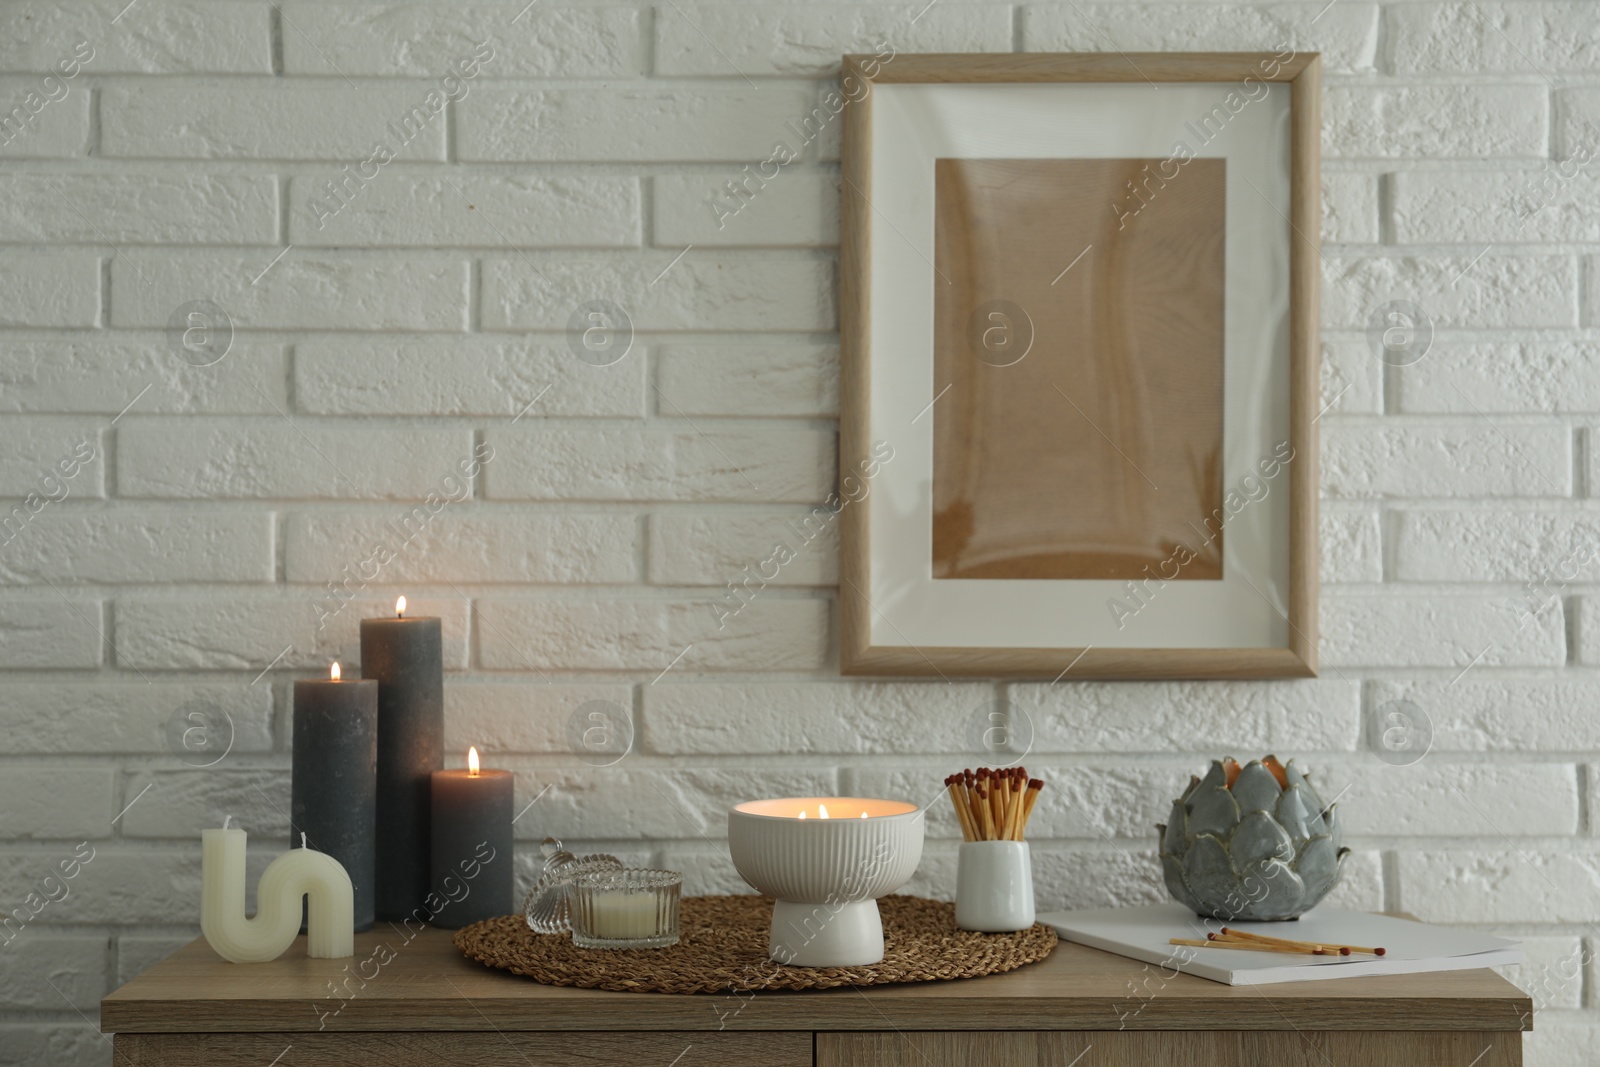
295, 338, 645, 417
655, 5, 1012, 75
479, 254, 835, 331
0, 3, 1595, 1063
110, 252, 472, 330
0, 255, 100, 327
458, 88, 823, 162
1023, 3, 1381, 74
0, 175, 278, 244
0, 79, 91, 158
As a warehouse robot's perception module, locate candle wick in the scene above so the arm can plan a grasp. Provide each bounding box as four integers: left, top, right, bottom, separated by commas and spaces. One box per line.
224, 815, 233, 830
300, 832, 308, 849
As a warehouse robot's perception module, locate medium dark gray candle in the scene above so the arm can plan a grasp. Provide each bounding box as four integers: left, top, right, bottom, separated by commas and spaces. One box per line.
291, 664, 377, 931
360, 599, 443, 922
430, 750, 514, 929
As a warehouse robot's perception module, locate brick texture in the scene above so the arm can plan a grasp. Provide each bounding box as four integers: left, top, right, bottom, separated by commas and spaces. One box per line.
295, 338, 643, 418
656, 5, 1011, 76
1025, 4, 1380, 73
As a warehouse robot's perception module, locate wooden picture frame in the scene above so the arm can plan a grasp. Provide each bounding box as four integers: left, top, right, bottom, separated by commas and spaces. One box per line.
838, 52, 1321, 680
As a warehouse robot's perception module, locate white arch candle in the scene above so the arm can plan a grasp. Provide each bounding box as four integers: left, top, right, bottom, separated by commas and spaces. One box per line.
201, 822, 355, 963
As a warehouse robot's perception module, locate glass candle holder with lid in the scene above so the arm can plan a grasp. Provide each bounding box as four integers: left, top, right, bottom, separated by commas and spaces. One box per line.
570, 868, 682, 950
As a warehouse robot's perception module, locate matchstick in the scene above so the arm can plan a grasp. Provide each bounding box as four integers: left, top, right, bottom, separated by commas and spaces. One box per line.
1008, 769, 1027, 840
1211, 931, 1338, 954
972, 768, 986, 832
998, 773, 1014, 840
1018, 778, 1043, 839
966, 772, 985, 839
946, 776, 976, 842
1171, 937, 1329, 955
1220, 927, 1386, 957
1014, 777, 1027, 840
964, 779, 981, 842
999, 769, 1012, 840
1216, 928, 1334, 949
961, 776, 981, 841
961, 771, 977, 838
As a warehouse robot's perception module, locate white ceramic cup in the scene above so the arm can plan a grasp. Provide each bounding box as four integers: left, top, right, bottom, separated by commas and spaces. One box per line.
954, 840, 1035, 932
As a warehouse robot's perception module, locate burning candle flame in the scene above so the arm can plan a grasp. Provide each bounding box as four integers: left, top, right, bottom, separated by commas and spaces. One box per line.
794, 803, 856, 819
396, 595, 407, 618
330, 661, 341, 681
467, 746, 480, 778
861, 812, 868, 818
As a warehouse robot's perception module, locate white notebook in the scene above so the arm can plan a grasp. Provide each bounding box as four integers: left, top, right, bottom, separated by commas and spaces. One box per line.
1039, 903, 1524, 986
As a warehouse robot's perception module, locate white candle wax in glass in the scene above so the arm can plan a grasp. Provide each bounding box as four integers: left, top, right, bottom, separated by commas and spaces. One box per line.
585, 891, 659, 939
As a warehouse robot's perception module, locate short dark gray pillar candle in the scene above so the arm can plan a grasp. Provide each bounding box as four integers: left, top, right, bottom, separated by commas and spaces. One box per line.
429, 754, 514, 929
291, 665, 377, 931
360, 601, 443, 922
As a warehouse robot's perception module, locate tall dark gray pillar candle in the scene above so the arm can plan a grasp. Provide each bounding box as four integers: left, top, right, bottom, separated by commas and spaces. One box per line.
430, 762, 514, 929
290, 669, 377, 931
360, 609, 443, 922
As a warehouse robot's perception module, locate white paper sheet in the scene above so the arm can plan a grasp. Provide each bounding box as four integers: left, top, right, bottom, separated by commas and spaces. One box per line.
1039, 903, 1524, 986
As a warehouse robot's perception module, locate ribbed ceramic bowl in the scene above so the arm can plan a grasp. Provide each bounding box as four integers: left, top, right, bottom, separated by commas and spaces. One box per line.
729, 798, 924, 902
728, 797, 924, 966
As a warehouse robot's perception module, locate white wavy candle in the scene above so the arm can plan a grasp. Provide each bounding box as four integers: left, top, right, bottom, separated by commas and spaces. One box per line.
201, 826, 355, 963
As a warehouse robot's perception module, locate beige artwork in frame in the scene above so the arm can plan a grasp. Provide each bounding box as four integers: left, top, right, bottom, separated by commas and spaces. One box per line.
838, 52, 1321, 679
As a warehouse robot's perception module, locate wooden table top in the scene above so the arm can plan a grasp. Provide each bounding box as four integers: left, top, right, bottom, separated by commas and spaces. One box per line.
102, 924, 1532, 1035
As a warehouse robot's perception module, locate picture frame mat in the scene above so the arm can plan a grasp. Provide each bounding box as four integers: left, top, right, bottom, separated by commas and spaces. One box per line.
867, 81, 1291, 650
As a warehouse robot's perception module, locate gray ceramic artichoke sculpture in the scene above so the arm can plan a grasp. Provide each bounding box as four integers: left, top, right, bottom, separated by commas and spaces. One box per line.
1157, 757, 1349, 922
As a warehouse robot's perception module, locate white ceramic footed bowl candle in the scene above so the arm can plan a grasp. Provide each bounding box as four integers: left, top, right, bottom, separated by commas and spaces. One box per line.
728, 797, 924, 967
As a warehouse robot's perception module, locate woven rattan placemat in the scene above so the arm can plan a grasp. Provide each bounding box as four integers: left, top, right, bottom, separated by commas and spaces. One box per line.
454, 894, 1057, 993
